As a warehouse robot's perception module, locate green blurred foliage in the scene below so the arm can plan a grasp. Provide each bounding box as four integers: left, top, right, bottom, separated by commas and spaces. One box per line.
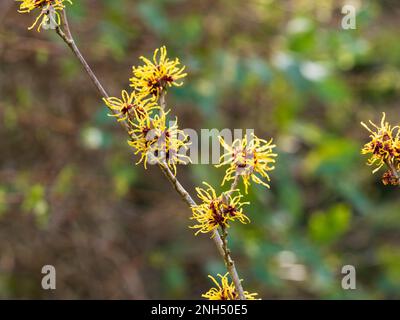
22, 184, 49, 228
308, 204, 351, 245
0, 0, 400, 299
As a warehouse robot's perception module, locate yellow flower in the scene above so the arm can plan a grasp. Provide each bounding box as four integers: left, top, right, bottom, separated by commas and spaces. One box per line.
103, 90, 159, 122
361, 112, 400, 174
128, 110, 190, 175
130, 46, 187, 98
16, 0, 72, 31
202, 273, 259, 300
217, 134, 277, 194
190, 182, 249, 236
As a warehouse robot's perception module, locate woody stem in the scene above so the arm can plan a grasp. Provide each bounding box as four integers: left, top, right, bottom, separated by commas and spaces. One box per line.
55, 10, 132, 133
55, 9, 246, 300
56, 10, 108, 99
221, 174, 245, 299
385, 160, 400, 183
220, 224, 244, 300
158, 91, 245, 300
159, 90, 166, 111
229, 175, 240, 194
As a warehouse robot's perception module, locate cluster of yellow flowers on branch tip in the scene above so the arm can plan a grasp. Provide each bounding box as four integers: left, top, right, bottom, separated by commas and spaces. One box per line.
16, 0, 72, 31
217, 134, 277, 194
130, 46, 187, 98
126, 47, 190, 175
202, 273, 259, 300
361, 112, 400, 186
103, 47, 189, 175
16, 5, 191, 174
190, 182, 250, 236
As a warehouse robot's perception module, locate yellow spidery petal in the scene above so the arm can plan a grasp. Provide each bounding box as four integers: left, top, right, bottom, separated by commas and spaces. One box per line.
103, 90, 159, 122
127, 110, 191, 174
16, 0, 73, 32
202, 273, 259, 300
190, 182, 250, 236
360, 112, 400, 175
216, 133, 277, 194
130, 46, 187, 98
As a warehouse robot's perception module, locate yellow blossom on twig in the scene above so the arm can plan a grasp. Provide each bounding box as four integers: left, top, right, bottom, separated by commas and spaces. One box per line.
202, 273, 259, 300
190, 182, 250, 236
103, 90, 159, 122
217, 133, 277, 193
361, 112, 400, 174
16, 0, 72, 31
128, 110, 190, 175
130, 46, 187, 98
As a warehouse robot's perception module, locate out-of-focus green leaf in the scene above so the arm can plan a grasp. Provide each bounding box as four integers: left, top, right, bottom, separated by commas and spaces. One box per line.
308, 204, 351, 245
138, 1, 170, 35
164, 264, 186, 296
304, 138, 359, 177
378, 246, 400, 287
53, 165, 75, 196
22, 184, 49, 228
0, 187, 7, 217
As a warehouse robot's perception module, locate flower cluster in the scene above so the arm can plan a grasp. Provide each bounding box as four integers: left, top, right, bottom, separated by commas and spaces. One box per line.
130, 46, 187, 98
128, 110, 190, 175
17, 0, 275, 300
16, 0, 72, 31
217, 134, 277, 194
190, 183, 249, 236
361, 113, 400, 185
16, 2, 269, 296
103, 47, 190, 174
202, 273, 258, 300
191, 134, 276, 300
16, 2, 189, 173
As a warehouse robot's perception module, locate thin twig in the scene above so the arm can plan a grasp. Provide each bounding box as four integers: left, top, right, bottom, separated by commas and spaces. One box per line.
385, 160, 400, 185
226, 174, 240, 197
220, 174, 245, 299
55, 11, 131, 134
159, 90, 166, 111
156, 161, 246, 298
220, 226, 231, 271
54, 10, 246, 300
56, 11, 108, 99
158, 162, 245, 299
158, 94, 245, 299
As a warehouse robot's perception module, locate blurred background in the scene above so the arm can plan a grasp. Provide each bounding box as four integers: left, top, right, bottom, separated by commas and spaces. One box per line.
1, 0, 400, 299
